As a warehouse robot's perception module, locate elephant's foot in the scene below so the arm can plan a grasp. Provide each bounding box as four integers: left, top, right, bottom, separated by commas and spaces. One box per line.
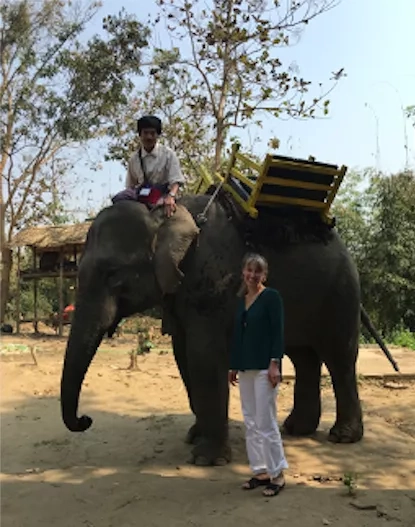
185, 422, 202, 445
188, 439, 231, 466
328, 419, 364, 443
283, 408, 320, 437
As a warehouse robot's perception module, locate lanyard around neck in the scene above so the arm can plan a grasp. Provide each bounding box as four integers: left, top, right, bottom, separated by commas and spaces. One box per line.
138, 148, 149, 184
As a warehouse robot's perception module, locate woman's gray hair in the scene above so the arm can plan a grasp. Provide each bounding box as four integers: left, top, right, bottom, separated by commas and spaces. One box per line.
237, 253, 269, 297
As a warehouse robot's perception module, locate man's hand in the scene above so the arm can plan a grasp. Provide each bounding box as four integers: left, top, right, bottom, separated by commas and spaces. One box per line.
164, 195, 176, 217
228, 370, 238, 386
268, 360, 281, 388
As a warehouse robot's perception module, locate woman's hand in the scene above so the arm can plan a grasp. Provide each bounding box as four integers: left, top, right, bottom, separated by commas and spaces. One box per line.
228, 370, 238, 386
268, 360, 281, 388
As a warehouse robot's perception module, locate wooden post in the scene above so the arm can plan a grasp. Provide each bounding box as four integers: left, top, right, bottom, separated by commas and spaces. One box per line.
32, 247, 38, 333
74, 246, 79, 292
58, 248, 64, 337
72, 246, 78, 300
225, 142, 240, 181
15, 247, 21, 334
30, 345, 39, 366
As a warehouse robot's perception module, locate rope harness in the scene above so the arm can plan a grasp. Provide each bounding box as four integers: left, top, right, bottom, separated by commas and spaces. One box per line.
195, 177, 227, 227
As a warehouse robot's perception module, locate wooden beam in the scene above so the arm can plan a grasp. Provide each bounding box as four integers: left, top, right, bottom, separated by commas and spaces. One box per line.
16, 247, 21, 334
256, 194, 326, 209
247, 154, 272, 209
262, 176, 333, 191
214, 171, 224, 182
323, 165, 348, 215
224, 143, 240, 181
198, 165, 214, 191
267, 159, 341, 178
32, 247, 38, 333
234, 152, 261, 172
222, 182, 258, 218
230, 167, 255, 189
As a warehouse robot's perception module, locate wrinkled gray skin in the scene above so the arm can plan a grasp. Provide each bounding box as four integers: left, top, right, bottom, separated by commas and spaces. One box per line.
61, 195, 364, 466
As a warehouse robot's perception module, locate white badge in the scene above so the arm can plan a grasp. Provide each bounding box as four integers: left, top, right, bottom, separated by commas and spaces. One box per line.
139, 187, 151, 196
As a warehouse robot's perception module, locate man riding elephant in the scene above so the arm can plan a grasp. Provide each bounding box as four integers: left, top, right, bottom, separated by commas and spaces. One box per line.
112, 114, 200, 297
113, 115, 186, 218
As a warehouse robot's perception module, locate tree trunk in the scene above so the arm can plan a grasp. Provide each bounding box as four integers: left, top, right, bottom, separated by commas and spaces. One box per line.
0, 246, 12, 324
214, 123, 225, 173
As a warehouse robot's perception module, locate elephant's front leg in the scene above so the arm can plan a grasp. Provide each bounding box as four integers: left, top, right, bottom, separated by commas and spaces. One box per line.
171, 327, 202, 445
185, 316, 231, 466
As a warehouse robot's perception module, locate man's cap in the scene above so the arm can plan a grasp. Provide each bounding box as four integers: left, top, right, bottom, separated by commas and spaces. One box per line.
137, 115, 162, 134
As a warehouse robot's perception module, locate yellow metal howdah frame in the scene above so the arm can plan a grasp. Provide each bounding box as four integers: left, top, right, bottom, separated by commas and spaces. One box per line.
203, 143, 347, 224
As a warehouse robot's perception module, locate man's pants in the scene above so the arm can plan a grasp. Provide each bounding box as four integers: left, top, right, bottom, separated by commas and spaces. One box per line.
238, 369, 288, 479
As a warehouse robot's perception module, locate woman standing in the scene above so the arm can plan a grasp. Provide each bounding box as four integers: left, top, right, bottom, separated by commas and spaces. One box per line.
229, 253, 288, 497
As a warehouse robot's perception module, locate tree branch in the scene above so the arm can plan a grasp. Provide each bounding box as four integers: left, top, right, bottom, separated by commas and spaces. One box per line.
183, 5, 217, 117
9, 144, 64, 242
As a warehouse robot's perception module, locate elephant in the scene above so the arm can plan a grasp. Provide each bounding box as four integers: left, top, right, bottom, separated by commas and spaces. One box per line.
60, 192, 393, 466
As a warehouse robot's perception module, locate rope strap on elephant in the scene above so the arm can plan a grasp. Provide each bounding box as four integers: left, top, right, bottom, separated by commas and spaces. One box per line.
196, 177, 228, 227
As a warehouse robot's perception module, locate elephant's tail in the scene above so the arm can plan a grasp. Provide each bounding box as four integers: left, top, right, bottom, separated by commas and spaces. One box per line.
360, 305, 400, 372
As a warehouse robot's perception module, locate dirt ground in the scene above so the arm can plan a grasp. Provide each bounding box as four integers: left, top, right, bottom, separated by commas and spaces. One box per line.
1, 332, 415, 527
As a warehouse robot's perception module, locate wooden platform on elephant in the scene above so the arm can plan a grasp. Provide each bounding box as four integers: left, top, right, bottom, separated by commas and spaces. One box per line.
211, 143, 347, 224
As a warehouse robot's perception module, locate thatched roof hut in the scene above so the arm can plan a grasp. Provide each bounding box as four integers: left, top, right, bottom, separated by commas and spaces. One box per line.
9, 221, 93, 335
8, 222, 91, 252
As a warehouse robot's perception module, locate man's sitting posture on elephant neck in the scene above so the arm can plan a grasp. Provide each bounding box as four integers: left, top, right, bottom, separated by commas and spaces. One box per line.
126, 115, 185, 217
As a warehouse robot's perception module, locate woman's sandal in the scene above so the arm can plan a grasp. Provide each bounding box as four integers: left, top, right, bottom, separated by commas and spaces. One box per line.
242, 476, 270, 490
262, 480, 285, 497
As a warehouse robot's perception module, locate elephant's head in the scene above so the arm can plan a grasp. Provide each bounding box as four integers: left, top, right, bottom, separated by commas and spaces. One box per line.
60, 201, 199, 432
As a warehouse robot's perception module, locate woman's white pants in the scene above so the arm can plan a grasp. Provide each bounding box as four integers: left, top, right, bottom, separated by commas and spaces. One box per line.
238, 369, 288, 479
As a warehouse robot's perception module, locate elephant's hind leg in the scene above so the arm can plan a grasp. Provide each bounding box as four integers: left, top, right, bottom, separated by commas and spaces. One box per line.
324, 344, 363, 443
283, 346, 322, 436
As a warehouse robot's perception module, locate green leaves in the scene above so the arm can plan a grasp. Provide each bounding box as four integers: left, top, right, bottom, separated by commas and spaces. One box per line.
1, 0, 150, 283
333, 169, 415, 336
52, 9, 150, 141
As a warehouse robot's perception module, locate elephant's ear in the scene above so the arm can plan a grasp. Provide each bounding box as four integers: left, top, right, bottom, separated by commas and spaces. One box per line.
153, 204, 200, 295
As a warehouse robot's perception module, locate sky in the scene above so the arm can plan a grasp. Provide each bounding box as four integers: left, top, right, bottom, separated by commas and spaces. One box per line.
70, 0, 415, 216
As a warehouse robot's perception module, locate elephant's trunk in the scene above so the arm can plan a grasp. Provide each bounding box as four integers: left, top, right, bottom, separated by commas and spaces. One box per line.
60, 293, 116, 432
